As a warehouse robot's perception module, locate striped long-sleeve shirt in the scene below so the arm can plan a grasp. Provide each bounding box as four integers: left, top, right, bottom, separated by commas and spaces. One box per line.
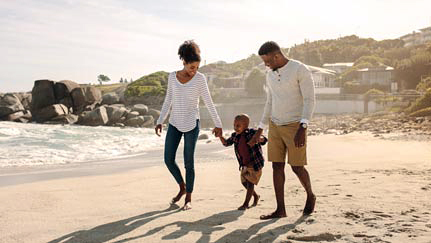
157, 71, 222, 132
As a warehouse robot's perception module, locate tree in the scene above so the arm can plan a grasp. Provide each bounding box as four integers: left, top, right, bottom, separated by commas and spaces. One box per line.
97, 74, 110, 85
120, 77, 124, 83
244, 68, 265, 96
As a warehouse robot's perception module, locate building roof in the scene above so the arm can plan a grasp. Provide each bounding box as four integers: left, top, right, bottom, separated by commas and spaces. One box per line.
357, 66, 394, 72
307, 65, 337, 75
323, 62, 354, 67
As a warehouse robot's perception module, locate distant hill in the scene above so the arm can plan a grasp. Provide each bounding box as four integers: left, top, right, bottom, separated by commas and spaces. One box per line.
126, 35, 431, 97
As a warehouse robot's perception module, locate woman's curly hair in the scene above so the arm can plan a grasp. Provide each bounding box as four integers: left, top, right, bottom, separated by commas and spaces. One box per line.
178, 40, 201, 64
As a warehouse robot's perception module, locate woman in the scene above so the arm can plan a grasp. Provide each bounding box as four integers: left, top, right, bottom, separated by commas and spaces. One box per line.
155, 40, 223, 210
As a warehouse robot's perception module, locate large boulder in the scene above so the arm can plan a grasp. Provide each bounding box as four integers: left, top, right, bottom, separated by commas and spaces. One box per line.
125, 116, 146, 127
54, 80, 80, 108
102, 93, 120, 105
14, 92, 32, 110
79, 106, 108, 126
142, 115, 154, 127
45, 114, 79, 125
32, 104, 69, 122
31, 80, 56, 112
148, 108, 161, 121
85, 86, 102, 104
106, 105, 127, 124
0, 94, 25, 118
131, 104, 148, 115
71, 87, 86, 114
126, 111, 140, 120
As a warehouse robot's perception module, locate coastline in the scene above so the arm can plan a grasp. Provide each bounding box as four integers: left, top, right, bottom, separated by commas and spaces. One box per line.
1, 132, 430, 242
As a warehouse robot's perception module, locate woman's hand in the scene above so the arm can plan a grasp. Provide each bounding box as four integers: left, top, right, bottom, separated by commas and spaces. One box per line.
212, 127, 223, 137
155, 124, 163, 136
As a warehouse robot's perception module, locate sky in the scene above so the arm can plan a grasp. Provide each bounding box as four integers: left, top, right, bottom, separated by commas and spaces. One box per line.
1, 0, 430, 92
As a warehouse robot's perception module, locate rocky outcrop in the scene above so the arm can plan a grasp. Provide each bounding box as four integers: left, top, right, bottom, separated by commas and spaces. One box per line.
0, 94, 25, 118
131, 104, 148, 115
54, 80, 80, 109
33, 104, 69, 123
78, 106, 108, 126
31, 80, 56, 112
102, 93, 120, 105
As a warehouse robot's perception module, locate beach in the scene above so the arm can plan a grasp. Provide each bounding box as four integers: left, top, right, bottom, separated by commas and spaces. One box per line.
0, 132, 430, 243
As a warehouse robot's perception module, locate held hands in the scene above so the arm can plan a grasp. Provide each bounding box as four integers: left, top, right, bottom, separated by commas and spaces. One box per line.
155, 124, 162, 136
212, 127, 223, 138
247, 128, 263, 146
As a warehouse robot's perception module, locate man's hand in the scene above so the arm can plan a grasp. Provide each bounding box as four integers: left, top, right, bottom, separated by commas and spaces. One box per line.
294, 126, 306, 147
155, 124, 162, 136
258, 136, 266, 143
247, 128, 263, 146
212, 127, 223, 137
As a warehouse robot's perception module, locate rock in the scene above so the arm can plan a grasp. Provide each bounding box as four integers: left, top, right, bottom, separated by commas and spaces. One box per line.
113, 123, 125, 127
31, 80, 56, 112
148, 108, 161, 121
6, 111, 25, 121
131, 104, 148, 115
33, 104, 69, 122
142, 115, 154, 127
79, 106, 108, 126
125, 116, 146, 127
102, 93, 120, 105
0, 93, 25, 118
198, 134, 209, 140
71, 87, 87, 113
85, 86, 102, 104
126, 111, 140, 120
45, 114, 79, 125
106, 105, 127, 124
54, 80, 79, 108
14, 92, 32, 110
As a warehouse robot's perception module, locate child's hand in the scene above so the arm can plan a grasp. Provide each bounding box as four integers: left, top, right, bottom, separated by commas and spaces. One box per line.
219, 137, 227, 146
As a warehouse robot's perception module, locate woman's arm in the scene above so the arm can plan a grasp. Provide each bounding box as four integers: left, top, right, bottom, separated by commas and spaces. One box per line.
156, 73, 174, 125
199, 75, 223, 129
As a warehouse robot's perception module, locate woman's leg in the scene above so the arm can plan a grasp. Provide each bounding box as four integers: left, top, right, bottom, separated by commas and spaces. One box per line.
164, 124, 185, 202
183, 120, 200, 208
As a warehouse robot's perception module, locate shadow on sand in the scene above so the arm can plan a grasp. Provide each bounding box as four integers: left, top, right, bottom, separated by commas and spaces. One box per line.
49, 206, 307, 243
47, 204, 181, 243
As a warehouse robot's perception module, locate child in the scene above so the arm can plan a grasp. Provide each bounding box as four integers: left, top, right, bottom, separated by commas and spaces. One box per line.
219, 114, 267, 210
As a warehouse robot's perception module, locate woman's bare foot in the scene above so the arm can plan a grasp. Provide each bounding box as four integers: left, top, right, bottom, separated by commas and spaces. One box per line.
183, 202, 192, 210
238, 205, 248, 210
260, 210, 287, 220
251, 194, 260, 207
170, 184, 186, 205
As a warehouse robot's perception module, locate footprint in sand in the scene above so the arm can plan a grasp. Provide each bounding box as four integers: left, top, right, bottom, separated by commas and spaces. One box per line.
286, 233, 342, 242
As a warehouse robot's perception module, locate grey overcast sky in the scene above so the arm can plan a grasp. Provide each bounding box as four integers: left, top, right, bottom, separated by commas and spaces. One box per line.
1, 0, 430, 92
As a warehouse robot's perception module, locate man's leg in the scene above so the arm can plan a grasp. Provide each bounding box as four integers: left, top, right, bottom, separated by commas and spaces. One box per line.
260, 162, 287, 219
291, 166, 316, 215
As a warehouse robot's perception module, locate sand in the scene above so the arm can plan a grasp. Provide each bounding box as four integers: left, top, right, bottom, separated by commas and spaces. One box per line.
0, 132, 430, 243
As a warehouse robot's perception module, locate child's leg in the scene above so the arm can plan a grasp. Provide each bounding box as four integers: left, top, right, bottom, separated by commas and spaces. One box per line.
238, 181, 255, 210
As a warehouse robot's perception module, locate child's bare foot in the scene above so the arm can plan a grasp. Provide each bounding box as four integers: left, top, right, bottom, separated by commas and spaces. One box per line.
238, 205, 248, 210
170, 187, 186, 205
251, 194, 260, 207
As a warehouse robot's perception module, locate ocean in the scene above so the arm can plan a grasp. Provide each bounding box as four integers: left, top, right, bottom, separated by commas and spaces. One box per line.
0, 121, 168, 168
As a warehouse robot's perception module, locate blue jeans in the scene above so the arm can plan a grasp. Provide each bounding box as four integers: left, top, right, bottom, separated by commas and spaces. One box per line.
164, 120, 200, 193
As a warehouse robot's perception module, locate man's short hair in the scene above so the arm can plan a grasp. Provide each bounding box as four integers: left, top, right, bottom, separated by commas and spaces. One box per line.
258, 41, 281, 56
235, 114, 250, 126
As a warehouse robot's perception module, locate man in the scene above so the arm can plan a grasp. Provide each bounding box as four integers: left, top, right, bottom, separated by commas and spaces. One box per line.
248, 41, 316, 219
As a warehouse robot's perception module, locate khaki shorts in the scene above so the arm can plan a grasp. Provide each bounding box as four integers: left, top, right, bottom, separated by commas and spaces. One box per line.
240, 167, 262, 185
268, 121, 307, 166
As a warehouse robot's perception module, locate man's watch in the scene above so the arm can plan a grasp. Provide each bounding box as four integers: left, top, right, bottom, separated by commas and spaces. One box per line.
300, 123, 307, 129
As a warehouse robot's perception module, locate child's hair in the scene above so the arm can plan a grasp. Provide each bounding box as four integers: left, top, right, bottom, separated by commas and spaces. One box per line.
178, 40, 201, 64
235, 114, 250, 127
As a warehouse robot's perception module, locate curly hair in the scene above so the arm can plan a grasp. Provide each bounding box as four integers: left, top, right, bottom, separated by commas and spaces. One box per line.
178, 40, 201, 64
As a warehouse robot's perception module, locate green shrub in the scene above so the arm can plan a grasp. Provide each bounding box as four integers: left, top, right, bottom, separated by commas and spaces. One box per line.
409, 107, 431, 117
408, 88, 431, 113
364, 88, 385, 96
125, 71, 168, 97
